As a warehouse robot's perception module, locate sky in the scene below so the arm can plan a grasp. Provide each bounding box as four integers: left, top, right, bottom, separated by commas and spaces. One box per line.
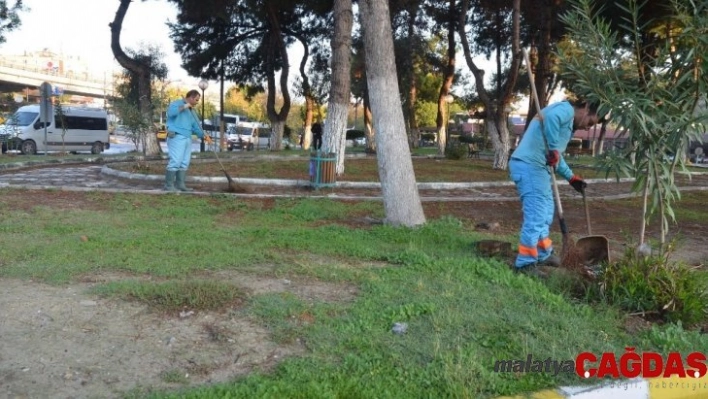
0, 0, 542, 111
0, 0, 194, 83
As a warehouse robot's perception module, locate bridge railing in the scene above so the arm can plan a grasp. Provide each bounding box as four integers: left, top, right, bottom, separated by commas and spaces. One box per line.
0, 59, 114, 86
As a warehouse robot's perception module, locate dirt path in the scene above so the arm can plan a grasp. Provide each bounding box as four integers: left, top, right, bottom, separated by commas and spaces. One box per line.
0, 272, 356, 399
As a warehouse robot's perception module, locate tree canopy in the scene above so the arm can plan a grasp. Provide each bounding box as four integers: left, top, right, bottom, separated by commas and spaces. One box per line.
0, 0, 24, 45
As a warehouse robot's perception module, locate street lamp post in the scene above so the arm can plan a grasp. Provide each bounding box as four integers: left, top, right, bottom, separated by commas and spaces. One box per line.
198, 79, 209, 152
445, 94, 454, 147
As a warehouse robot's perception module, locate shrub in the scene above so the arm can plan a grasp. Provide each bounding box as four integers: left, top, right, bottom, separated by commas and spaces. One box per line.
445, 144, 468, 160
420, 133, 436, 142
458, 135, 476, 144
585, 246, 708, 326
345, 129, 365, 140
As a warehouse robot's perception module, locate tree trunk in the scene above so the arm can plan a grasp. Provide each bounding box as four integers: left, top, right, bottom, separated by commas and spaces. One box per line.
360, 0, 426, 227
436, 124, 448, 155
436, 0, 456, 157
404, 0, 421, 150
270, 120, 285, 152
595, 119, 609, 155
532, 4, 553, 116
302, 98, 314, 150
524, 2, 559, 124
408, 84, 419, 149
457, 0, 521, 171
264, 6, 291, 151
363, 85, 376, 154
325, 103, 350, 175
296, 34, 314, 151
487, 113, 511, 170
110, 0, 160, 156
323, 0, 353, 176
138, 72, 160, 155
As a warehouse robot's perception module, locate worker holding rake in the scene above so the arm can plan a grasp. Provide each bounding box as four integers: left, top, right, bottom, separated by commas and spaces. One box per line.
164, 90, 212, 192
509, 99, 599, 274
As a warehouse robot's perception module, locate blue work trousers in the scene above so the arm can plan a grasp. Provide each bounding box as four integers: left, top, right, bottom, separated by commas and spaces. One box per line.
166, 133, 192, 171
509, 159, 555, 268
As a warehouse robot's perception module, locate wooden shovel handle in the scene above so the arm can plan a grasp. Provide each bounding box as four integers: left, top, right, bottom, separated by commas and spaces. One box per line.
582, 188, 592, 235
522, 48, 566, 223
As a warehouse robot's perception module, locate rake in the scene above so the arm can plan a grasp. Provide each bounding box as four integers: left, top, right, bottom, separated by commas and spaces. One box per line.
187, 109, 248, 193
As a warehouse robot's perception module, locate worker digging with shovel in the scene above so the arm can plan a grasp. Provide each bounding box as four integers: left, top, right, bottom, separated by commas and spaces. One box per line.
508, 99, 600, 277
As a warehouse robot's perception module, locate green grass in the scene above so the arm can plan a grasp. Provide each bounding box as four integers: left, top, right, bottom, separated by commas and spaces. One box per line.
160, 370, 190, 385
89, 279, 246, 313
670, 191, 708, 223
1, 191, 706, 398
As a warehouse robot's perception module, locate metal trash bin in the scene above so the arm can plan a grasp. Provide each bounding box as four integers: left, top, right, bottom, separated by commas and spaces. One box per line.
309, 151, 337, 189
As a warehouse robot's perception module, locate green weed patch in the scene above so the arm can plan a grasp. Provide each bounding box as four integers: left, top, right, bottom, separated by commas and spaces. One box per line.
90, 279, 246, 313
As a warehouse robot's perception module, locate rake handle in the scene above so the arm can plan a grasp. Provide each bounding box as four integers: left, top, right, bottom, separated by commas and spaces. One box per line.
186, 109, 228, 172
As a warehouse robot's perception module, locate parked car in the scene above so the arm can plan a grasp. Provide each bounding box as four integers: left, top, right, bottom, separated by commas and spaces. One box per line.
227, 124, 270, 151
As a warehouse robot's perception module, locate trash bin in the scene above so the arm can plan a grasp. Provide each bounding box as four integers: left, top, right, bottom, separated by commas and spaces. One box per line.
309, 151, 337, 189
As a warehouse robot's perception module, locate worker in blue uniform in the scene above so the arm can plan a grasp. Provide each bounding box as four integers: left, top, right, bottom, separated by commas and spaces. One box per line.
165, 89, 212, 192
509, 100, 600, 273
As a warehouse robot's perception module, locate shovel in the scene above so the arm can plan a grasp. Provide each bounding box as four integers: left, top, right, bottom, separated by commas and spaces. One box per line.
575, 187, 611, 266
522, 48, 573, 262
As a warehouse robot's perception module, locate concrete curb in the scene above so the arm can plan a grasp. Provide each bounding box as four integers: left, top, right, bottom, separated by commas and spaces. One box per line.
498, 375, 708, 399
6, 182, 707, 203
0, 154, 168, 170
99, 164, 637, 189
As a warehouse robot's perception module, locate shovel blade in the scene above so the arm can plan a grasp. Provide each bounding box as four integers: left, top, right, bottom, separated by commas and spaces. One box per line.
576, 235, 610, 266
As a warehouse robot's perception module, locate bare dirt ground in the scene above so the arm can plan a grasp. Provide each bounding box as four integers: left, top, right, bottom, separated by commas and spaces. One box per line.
1, 266, 358, 399
1, 171, 707, 399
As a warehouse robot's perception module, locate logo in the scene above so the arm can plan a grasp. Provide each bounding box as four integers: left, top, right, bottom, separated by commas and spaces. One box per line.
577, 348, 706, 379
494, 349, 707, 380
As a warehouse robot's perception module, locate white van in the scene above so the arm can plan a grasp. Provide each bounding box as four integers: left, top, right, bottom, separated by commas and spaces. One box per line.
226, 123, 271, 151
0, 104, 110, 155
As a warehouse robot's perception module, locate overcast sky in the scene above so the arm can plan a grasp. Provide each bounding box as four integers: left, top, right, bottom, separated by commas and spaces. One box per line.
0, 0, 193, 82
0, 1, 530, 109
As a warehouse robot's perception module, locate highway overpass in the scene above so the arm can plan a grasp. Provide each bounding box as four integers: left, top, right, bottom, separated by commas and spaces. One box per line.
0, 59, 116, 99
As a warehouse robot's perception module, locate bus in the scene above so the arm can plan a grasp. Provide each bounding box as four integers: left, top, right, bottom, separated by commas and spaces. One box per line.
214, 114, 251, 129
